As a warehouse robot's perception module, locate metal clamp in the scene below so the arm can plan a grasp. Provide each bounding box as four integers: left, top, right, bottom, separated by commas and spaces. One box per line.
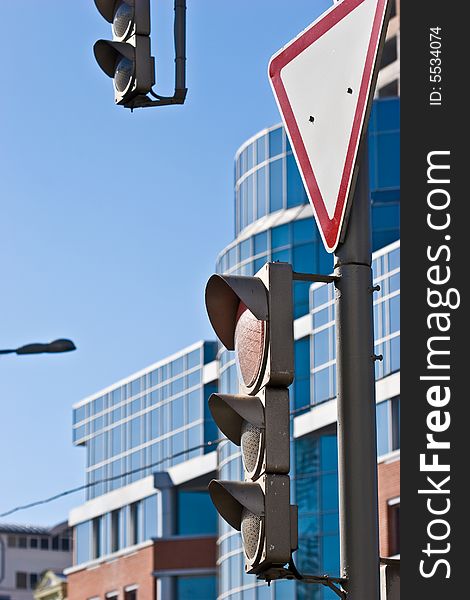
258, 560, 348, 599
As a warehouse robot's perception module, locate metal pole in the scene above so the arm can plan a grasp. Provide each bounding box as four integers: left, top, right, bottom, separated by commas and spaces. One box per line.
334, 138, 380, 599
174, 0, 187, 95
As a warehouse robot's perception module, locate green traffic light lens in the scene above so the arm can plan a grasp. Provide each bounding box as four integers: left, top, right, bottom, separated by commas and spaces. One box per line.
113, 0, 134, 40
234, 302, 266, 388
241, 507, 263, 561
114, 56, 134, 93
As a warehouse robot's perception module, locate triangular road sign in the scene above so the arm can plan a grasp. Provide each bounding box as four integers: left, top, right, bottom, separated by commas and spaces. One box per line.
269, 0, 390, 252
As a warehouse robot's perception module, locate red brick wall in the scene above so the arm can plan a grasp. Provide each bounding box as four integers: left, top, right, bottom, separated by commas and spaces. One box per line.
153, 536, 216, 571
67, 537, 217, 600
377, 456, 400, 557
68, 544, 155, 600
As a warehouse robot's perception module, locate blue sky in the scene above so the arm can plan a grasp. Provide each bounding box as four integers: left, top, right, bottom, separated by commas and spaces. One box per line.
0, 0, 331, 525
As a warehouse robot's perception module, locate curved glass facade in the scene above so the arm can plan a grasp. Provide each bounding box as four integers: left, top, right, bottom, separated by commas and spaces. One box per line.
218, 98, 399, 321
215, 99, 400, 600
218, 215, 333, 320
222, 99, 400, 262
234, 126, 308, 235
233, 98, 399, 238
295, 430, 339, 600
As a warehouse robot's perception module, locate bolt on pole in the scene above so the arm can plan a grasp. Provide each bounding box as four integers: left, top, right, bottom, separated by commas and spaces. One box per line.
334, 138, 380, 600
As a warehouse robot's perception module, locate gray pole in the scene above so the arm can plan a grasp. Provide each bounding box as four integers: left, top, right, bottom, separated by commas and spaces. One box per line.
334, 139, 380, 599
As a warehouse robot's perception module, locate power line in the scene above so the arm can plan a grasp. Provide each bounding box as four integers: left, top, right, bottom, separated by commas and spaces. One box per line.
0, 402, 335, 519
0, 437, 224, 519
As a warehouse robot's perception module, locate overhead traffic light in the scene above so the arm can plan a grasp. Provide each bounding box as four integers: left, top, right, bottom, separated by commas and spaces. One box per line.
205, 262, 298, 575
93, 0, 187, 109
93, 0, 155, 106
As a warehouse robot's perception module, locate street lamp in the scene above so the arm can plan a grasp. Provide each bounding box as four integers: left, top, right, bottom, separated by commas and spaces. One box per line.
0, 339, 77, 356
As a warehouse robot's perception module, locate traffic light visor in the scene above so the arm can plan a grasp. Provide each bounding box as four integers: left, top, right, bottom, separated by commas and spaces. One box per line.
205, 274, 268, 351
95, 0, 116, 22
93, 40, 133, 78
208, 480, 264, 530
208, 393, 264, 445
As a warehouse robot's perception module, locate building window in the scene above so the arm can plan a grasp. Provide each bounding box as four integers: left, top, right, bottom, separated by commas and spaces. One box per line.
294, 336, 310, 413
76, 521, 92, 564
7, 535, 16, 547
111, 510, 120, 553
61, 536, 71, 552
18, 536, 27, 549
92, 517, 101, 559
388, 500, 400, 556
175, 576, 216, 600
379, 79, 398, 98
376, 396, 400, 456
29, 573, 39, 589
177, 490, 217, 535
380, 37, 397, 69
29, 537, 38, 549
124, 587, 138, 600
16, 572, 28, 589
142, 494, 158, 540
40, 537, 49, 550
130, 502, 139, 546
269, 127, 283, 157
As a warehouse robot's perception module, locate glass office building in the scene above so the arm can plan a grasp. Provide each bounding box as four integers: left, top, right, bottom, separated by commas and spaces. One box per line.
72, 341, 218, 501
71, 340, 218, 567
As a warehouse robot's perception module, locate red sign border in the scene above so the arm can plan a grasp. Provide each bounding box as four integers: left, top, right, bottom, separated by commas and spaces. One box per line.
269, 0, 388, 252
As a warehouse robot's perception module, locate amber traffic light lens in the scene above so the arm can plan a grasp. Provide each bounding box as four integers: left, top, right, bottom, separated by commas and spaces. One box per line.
234, 302, 266, 388
240, 421, 264, 477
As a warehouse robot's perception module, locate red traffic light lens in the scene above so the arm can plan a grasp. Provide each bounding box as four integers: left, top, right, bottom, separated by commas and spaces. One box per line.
234, 302, 266, 388
113, 0, 134, 40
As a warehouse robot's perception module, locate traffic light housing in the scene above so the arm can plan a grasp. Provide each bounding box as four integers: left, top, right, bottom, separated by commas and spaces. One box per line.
205, 263, 294, 395
205, 262, 298, 575
93, 0, 155, 106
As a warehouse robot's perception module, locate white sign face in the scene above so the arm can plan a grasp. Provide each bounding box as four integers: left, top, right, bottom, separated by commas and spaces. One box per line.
269, 0, 389, 252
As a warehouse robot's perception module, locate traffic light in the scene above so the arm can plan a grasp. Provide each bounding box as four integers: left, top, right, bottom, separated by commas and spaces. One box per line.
93, 0, 155, 106
205, 262, 298, 575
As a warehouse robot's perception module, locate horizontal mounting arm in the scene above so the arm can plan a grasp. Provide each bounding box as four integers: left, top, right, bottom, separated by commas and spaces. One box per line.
292, 271, 339, 283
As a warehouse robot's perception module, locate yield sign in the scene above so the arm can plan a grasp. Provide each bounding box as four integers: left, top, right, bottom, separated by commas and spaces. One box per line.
269, 0, 390, 252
